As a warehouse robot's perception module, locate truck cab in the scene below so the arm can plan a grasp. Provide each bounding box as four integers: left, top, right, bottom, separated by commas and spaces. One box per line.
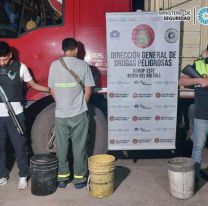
0, 0, 136, 155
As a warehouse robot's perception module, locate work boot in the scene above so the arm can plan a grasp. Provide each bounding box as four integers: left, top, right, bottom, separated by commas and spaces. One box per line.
74, 182, 87, 189
58, 181, 68, 188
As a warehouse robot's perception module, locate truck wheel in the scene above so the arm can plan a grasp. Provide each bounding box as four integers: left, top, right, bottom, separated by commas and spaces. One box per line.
87, 104, 108, 155
31, 103, 108, 156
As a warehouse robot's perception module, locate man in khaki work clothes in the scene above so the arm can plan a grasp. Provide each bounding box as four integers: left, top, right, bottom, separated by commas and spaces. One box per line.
48, 38, 95, 189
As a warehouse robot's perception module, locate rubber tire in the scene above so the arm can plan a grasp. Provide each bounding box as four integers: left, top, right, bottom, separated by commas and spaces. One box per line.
31, 103, 108, 155
87, 104, 108, 155
31, 103, 55, 154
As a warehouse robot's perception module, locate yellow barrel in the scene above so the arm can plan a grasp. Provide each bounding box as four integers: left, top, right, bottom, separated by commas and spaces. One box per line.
88, 154, 116, 198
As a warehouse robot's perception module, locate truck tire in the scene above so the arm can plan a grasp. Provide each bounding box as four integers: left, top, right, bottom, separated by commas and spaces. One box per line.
87, 103, 108, 155
31, 103, 108, 156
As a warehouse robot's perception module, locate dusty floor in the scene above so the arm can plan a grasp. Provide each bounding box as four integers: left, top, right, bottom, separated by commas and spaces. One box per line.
1, 155, 208, 206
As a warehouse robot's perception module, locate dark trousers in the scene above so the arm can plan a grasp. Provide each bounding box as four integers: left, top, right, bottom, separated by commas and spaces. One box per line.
0, 113, 28, 178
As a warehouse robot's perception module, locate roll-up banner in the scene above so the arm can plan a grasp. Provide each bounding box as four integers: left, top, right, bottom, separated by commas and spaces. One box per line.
106, 12, 180, 150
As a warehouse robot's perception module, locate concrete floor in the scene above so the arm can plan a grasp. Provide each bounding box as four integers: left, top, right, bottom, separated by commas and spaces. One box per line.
1, 156, 208, 206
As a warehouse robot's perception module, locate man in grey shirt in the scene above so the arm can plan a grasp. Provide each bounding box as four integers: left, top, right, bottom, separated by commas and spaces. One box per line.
48, 38, 95, 189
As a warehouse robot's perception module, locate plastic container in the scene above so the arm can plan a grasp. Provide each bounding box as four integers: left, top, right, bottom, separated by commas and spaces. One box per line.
88, 154, 116, 198
30, 154, 58, 196
168, 157, 195, 199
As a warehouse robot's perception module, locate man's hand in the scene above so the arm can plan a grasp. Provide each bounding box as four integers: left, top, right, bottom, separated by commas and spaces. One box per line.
199, 78, 208, 87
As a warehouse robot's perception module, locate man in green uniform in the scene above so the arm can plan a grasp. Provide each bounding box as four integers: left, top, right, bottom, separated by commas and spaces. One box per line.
48, 38, 95, 189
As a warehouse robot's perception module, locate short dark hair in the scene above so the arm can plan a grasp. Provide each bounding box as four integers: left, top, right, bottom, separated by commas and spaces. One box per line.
62, 38, 78, 52
0, 41, 10, 57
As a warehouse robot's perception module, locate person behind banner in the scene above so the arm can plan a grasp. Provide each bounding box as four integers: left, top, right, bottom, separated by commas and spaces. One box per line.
0, 41, 50, 190
179, 48, 208, 180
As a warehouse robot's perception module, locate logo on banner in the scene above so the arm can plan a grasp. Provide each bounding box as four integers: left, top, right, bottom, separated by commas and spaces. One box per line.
110, 139, 130, 144
132, 93, 138, 98
132, 116, 139, 121
134, 127, 151, 132
132, 139, 138, 144
155, 115, 161, 121
197, 7, 208, 25
133, 93, 153, 98
134, 104, 152, 109
110, 30, 120, 40
155, 93, 176, 98
154, 138, 160, 143
109, 93, 130, 98
120, 17, 136, 22
109, 92, 115, 98
132, 138, 152, 144
134, 80, 152, 85
155, 92, 161, 98
154, 138, 174, 143
164, 28, 178, 43
109, 116, 130, 121
132, 24, 155, 48
109, 116, 115, 121
155, 116, 175, 120
109, 139, 115, 144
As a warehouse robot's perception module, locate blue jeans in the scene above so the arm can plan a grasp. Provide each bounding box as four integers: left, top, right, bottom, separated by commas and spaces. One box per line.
192, 118, 208, 178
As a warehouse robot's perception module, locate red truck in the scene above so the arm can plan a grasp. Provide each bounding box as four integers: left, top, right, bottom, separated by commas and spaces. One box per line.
0, 0, 140, 155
